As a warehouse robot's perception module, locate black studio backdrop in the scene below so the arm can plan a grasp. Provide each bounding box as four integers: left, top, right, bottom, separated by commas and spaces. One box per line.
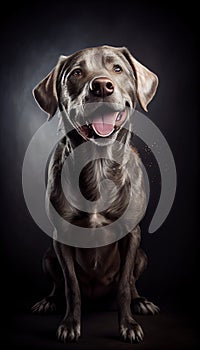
0, 1, 199, 348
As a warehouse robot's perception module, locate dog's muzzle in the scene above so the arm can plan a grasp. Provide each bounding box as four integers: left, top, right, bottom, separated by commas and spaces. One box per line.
77, 103, 128, 140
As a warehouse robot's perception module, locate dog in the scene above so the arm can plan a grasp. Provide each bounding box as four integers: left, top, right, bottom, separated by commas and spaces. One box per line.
31, 45, 159, 343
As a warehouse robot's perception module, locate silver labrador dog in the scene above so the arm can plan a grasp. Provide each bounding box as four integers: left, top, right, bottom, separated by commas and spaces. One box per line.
32, 45, 159, 343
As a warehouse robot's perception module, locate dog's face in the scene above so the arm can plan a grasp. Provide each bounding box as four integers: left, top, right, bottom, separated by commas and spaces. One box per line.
33, 45, 158, 144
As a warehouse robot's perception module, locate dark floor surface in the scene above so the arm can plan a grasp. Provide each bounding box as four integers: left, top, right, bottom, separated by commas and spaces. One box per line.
5, 299, 198, 350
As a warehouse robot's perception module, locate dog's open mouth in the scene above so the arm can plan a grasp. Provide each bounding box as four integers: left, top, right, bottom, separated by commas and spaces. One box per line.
91, 109, 127, 136
77, 104, 128, 140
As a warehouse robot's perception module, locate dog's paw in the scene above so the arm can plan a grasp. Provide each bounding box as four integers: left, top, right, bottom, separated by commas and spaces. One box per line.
120, 319, 144, 343
132, 297, 160, 315
31, 297, 57, 314
57, 319, 81, 342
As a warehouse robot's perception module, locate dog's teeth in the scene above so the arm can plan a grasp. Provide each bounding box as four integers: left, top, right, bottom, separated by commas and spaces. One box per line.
116, 112, 122, 121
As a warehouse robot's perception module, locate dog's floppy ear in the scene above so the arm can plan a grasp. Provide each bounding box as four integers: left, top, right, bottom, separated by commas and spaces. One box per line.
33, 55, 67, 120
121, 47, 158, 111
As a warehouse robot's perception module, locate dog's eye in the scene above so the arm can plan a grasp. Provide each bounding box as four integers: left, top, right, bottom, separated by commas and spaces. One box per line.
71, 68, 83, 78
113, 65, 123, 73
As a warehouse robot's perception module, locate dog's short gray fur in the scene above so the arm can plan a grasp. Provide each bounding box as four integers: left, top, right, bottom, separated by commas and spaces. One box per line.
31, 45, 159, 343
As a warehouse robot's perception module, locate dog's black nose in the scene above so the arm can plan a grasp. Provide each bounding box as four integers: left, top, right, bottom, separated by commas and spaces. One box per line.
90, 77, 114, 97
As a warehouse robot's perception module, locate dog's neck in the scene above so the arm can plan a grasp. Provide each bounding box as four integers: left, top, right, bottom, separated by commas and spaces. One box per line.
60, 127, 133, 209
63, 127, 132, 165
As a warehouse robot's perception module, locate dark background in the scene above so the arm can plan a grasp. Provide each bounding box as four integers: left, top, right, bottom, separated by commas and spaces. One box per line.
1, 1, 199, 349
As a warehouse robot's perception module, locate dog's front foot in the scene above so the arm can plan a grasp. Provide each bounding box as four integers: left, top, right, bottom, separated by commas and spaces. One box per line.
31, 296, 57, 314
132, 297, 160, 315
120, 318, 144, 343
57, 318, 81, 342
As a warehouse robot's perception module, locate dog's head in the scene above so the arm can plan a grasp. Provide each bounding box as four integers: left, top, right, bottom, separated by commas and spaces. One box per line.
33, 45, 158, 144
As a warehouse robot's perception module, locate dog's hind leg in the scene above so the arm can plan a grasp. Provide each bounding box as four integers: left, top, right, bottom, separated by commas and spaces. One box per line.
31, 244, 64, 314
131, 248, 160, 315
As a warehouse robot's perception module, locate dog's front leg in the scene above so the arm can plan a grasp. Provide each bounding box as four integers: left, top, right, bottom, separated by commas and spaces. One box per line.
118, 226, 144, 343
54, 240, 81, 342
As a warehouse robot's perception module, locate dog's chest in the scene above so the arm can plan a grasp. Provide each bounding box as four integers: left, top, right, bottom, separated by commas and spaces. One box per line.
78, 158, 130, 221
75, 243, 120, 281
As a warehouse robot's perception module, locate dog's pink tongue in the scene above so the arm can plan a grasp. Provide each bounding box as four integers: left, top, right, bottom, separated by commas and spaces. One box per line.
92, 112, 117, 136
